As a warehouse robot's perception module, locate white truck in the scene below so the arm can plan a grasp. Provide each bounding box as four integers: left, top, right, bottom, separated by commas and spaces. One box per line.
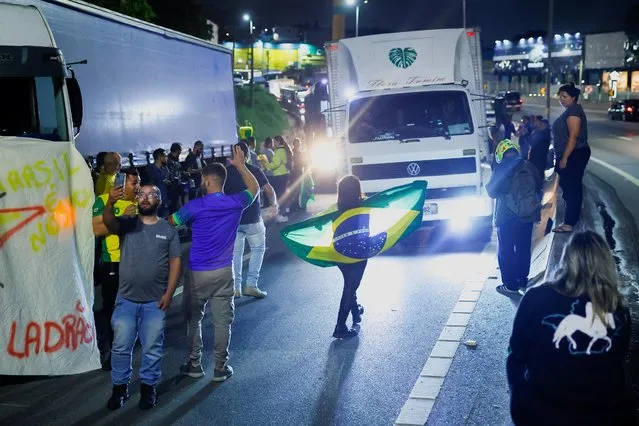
324, 28, 494, 235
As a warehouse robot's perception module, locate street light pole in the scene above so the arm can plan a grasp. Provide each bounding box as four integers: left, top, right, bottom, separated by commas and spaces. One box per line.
244, 14, 255, 108
463, 0, 466, 28
545, 0, 554, 120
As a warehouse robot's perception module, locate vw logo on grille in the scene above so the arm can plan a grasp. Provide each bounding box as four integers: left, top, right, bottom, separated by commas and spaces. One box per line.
407, 162, 421, 176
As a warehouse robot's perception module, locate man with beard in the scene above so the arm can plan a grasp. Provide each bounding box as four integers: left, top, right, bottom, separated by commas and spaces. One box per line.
102, 184, 182, 411
170, 145, 258, 382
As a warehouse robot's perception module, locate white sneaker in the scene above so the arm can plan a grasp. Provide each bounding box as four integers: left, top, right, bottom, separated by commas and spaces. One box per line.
244, 286, 267, 298
234, 289, 243, 298
276, 215, 289, 223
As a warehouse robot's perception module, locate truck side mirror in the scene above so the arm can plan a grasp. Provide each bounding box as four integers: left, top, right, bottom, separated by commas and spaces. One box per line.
66, 77, 83, 136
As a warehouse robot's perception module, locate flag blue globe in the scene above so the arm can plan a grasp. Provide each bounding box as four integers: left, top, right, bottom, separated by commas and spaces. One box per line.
333, 213, 388, 259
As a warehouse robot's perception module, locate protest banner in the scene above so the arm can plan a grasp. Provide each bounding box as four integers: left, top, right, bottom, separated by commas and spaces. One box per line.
0, 139, 100, 375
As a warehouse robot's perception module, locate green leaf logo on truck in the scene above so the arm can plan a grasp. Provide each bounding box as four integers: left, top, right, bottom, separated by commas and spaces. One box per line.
389, 48, 417, 69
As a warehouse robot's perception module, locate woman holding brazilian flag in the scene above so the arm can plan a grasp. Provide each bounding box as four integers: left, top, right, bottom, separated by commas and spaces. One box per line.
280, 176, 427, 338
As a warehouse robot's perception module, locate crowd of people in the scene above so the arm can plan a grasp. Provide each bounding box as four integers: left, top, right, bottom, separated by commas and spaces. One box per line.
84, 83, 634, 422
89, 133, 313, 411
486, 84, 634, 423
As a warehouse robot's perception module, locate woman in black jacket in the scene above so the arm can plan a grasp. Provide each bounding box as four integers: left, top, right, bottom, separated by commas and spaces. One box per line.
507, 231, 634, 425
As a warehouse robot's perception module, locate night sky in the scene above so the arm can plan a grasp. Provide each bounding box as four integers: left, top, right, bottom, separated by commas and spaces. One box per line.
203, 0, 639, 46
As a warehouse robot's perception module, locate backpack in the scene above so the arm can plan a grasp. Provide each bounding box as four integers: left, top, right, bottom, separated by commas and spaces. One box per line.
505, 161, 541, 221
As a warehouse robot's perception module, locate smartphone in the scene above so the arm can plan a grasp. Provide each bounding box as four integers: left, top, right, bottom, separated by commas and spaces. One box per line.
114, 172, 126, 188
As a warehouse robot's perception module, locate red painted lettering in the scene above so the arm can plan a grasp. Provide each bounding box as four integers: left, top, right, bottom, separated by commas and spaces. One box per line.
44, 322, 64, 353
24, 322, 41, 357
6, 322, 27, 359
5, 300, 95, 359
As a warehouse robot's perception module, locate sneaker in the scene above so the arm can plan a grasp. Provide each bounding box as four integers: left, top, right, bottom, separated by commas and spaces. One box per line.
496, 284, 521, 296
333, 325, 359, 339
352, 304, 364, 324
139, 383, 157, 410
244, 286, 267, 298
180, 361, 205, 378
276, 215, 289, 223
106, 384, 129, 411
234, 289, 243, 298
213, 365, 234, 382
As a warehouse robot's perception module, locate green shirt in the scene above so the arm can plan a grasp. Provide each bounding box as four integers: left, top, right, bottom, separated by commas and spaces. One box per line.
92, 194, 137, 263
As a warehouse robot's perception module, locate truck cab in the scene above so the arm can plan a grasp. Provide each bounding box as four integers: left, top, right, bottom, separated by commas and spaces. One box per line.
0, 2, 82, 145
325, 29, 493, 234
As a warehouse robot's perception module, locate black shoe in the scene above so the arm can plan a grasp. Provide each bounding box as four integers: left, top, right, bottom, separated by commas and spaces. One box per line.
333, 325, 359, 339
139, 383, 157, 410
106, 384, 129, 411
352, 304, 365, 324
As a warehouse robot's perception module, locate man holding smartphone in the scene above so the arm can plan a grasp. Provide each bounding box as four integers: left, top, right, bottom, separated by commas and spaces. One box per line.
92, 168, 140, 370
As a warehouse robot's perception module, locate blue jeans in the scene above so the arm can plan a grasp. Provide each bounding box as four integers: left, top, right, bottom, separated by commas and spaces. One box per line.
232, 220, 266, 290
497, 220, 534, 291
111, 295, 166, 386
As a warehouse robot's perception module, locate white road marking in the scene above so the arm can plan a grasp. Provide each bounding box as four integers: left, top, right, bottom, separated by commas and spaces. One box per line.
394, 241, 497, 426
590, 156, 639, 188
618, 136, 633, 141
172, 251, 253, 298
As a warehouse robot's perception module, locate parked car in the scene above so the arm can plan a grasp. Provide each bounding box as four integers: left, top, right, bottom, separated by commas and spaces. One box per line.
608, 100, 639, 121
497, 91, 523, 111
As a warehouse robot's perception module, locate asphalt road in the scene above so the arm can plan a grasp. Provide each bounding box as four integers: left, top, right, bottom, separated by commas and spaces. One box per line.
0, 194, 494, 426
2, 108, 637, 425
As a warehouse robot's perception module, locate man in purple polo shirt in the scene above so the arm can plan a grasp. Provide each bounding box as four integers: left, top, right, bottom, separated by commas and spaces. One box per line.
170, 145, 258, 382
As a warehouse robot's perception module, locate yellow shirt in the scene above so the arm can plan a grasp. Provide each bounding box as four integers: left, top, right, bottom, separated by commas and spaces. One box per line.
92, 194, 136, 263
95, 172, 116, 195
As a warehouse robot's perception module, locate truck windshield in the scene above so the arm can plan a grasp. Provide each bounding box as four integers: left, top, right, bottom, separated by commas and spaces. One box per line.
348, 91, 474, 143
0, 76, 69, 141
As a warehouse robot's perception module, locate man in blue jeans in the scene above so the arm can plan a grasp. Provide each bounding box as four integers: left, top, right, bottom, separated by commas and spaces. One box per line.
225, 142, 278, 298
102, 184, 182, 411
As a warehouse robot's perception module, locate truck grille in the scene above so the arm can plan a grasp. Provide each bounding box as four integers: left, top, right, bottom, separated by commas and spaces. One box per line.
351, 158, 476, 181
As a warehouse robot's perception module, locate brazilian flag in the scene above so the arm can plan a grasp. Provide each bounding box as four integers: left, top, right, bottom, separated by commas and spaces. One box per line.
280, 180, 427, 267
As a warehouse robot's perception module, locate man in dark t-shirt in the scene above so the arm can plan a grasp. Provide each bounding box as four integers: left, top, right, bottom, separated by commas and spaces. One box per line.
225, 142, 278, 299
102, 184, 182, 411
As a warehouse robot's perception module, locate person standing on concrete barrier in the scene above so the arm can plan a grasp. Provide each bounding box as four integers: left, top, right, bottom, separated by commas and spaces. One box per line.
225, 142, 278, 299
552, 83, 591, 234
103, 184, 182, 411
171, 146, 258, 382
528, 118, 552, 193
507, 231, 634, 425
487, 140, 541, 295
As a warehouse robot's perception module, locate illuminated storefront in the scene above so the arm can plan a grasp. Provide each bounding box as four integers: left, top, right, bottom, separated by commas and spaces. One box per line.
224, 42, 326, 72
492, 33, 583, 89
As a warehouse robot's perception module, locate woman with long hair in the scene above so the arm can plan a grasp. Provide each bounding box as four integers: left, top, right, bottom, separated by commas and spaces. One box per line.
552, 82, 591, 233
507, 231, 633, 425
332, 175, 367, 339
264, 135, 293, 223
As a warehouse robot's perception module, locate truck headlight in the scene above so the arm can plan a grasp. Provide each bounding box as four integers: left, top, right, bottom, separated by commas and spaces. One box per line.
311, 143, 340, 172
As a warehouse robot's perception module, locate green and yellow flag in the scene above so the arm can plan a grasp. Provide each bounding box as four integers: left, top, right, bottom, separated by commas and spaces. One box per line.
280, 180, 427, 267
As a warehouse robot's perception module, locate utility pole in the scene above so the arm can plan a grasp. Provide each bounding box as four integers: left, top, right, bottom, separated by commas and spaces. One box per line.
355, 5, 359, 37
463, 0, 466, 28
545, 0, 554, 120
332, 0, 345, 41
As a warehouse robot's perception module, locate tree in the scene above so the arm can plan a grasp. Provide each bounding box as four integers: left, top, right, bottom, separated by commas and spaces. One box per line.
87, 0, 155, 22
235, 86, 289, 143
625, 5, 639, 37
148, 0, 212, 40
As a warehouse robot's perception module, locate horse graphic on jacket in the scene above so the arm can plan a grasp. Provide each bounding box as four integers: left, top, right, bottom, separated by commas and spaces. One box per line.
552, 302, 615, 355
